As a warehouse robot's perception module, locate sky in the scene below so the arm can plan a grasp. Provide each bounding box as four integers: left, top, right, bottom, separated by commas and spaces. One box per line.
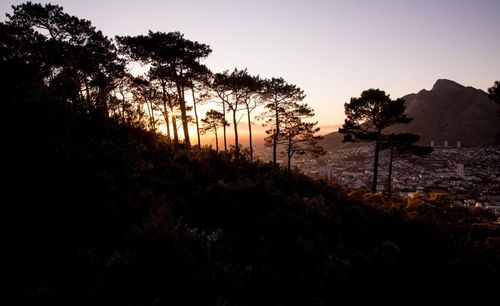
1, 0, 499, 130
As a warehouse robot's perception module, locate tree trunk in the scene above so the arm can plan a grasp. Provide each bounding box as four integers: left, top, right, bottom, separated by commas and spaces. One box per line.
223, 100, 227, 151
387, 148, 394, 195
287, 133, 292, 171
273, 100, 279, 165
214, 128, 219, 152
162, 107, 171, 141
118, 90, 126, 124
222, 100, 227, 151
372, 134, 381, 193
169, 104, 179, 144
161, 81, 171, 141
166, 93, 177, 143
232, 106, 239, 156
84, 75, 91, 112
175, 82, 190, 146
191, 87, 201, 148
145, 99, 155, 131
247, 107, 253, 161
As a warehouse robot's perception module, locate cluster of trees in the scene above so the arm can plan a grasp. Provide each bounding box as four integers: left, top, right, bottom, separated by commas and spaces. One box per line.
339, 89, 432, 194
1, 2, 322, 167
489, 80, 500, 105
489, 80, 500, 141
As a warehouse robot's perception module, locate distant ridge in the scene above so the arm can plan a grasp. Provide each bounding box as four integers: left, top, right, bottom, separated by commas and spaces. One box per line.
393, 79, 500, 146
322, 79, 500, 150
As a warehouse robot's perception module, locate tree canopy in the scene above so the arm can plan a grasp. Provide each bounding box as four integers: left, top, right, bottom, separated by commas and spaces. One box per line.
488, 80, 500, 104
260, 77, 306, 165
339, 89, 411, 193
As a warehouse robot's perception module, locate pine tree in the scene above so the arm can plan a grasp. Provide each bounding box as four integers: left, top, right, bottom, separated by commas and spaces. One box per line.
339, 89, 411, 193
201, 110, 229, 152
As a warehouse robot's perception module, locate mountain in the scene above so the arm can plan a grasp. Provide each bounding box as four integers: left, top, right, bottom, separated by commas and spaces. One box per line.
393, 79, 500, 146
323, 79, 500, 149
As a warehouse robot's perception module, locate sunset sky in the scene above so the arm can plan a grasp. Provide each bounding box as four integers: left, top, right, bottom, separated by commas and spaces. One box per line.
1, 0, 499, 130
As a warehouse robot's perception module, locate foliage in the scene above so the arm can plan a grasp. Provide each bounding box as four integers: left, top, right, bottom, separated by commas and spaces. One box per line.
5, 2, 125, 116
489, 80, 500, 142
200, 109, 229, 151
211, 68, 260, 157
116, 30, 212, 145
488, 80, 500, 105
274, 102, 324, 170
259, 77, 306, 165
339, 89, 412, 193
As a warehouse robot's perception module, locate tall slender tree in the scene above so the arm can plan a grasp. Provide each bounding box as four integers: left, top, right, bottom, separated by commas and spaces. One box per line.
200, 110, 229, 152
381, 133, 432, 195
130, 76, 159, 131
212, 68, 256, 157
242, 75, 263, 161
186, 64, 212, 148
109, 73, 145, 127
275, 102, 324, 171
339, 89, 411, 193
260, 77, 306, 165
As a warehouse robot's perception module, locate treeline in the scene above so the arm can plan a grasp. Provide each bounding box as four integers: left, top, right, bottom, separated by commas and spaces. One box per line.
1, 2, 322, 167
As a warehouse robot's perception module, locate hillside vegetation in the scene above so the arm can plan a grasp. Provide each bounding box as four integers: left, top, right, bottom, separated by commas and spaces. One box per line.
2, 3, 499, 305
5, 90, 500, 305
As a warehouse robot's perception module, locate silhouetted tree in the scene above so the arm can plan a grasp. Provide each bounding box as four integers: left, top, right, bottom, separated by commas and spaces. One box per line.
130, 76, 159, 131
109, 73, 146, 127
117, 31, 212, 145
187, 64, 212, 148
211, 74, 229, 151
381, 133, 432, 195
201, 110, 229, 152
242, 75, 263, 161
212, 68, 257, 157
260, 77, 306, 165
148, 65, 182, 142
274, 102, 324, 171
488, 80, 500, 142
339, 89, 411, 193
488, 81, 500, 105
6, 2, 125, 116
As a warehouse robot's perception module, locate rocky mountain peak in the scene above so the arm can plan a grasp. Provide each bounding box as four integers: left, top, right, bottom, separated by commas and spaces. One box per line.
431, 78, 465, 91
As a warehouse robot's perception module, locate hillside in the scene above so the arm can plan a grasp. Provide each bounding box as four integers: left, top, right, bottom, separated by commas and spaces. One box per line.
395, 79, 500, 146
322, 79, 500, 149
2, 5, 499, 304
5, 90, 500, 306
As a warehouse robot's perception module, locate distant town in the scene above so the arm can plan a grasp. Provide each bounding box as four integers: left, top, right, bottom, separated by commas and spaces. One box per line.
256, 142, 500, 216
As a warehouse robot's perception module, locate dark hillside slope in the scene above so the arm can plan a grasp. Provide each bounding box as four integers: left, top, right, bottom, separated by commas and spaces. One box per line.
6, 96, 500, 306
